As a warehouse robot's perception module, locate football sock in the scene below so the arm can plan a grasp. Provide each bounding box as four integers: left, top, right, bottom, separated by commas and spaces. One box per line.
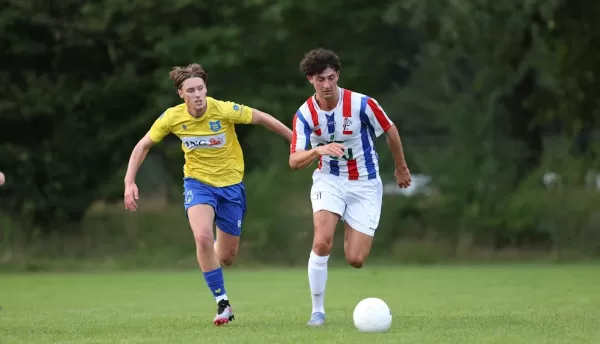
203, 267, 228, 303
308, 250, 329, 314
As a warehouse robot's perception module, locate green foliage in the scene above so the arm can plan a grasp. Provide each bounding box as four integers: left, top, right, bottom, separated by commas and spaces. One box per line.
373, 0, 600, 250
1, 0, 599, 265
0, 0, 415, 230
3, 159, 599, 270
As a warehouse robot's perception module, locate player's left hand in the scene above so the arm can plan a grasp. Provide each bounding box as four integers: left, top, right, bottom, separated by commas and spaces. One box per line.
395, 166, 411, 188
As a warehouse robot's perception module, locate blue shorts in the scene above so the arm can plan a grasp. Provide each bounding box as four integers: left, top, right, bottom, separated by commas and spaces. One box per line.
183, 178, 246, 236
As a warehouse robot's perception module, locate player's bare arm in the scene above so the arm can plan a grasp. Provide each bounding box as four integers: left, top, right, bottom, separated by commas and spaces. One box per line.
289, 143, 345, 170
123, 133, 156, 211
384, 124, 411, 188
250, 109, 293, 142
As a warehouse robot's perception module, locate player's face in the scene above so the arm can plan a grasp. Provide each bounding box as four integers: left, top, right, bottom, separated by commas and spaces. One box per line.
178, 77, 207, 112
308, 68, 339, 100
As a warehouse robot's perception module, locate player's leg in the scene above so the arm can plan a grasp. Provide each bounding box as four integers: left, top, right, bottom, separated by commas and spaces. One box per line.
307, 172, 346, 327
342, 178, 383, 268
183, 178, 232, 326
209, 182, 246, 324
308, 209, 339, 325
186, 203, 220, 271
213, 182, 246, 266
207, 227, 237, 325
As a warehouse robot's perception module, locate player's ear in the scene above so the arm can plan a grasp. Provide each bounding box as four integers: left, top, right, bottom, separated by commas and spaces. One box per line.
307, 75, 313, 84
177, 88, 184, 99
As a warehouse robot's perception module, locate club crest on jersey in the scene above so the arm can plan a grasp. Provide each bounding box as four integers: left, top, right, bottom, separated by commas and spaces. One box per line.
209, 120, 222, 132
233, 104, 240, 111
343, 117, 353, 134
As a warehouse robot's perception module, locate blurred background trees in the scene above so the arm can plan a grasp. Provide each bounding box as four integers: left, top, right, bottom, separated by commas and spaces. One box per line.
1, 0, 598, 268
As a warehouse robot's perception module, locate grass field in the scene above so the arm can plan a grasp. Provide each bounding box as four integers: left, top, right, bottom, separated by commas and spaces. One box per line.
1, 264, 599, 343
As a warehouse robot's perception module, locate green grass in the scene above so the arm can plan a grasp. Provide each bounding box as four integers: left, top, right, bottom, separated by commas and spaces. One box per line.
1, 264, 600, 343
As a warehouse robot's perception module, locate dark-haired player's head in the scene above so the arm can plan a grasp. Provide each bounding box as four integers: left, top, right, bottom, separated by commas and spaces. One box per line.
300, 48, 342, 101
169, 63, 208, 112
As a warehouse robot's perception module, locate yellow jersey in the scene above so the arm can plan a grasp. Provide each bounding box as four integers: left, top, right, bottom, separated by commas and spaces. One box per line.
148, 97, 253, 187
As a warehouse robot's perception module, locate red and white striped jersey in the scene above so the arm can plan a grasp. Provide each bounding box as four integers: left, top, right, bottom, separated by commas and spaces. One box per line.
290, 88, 393, 180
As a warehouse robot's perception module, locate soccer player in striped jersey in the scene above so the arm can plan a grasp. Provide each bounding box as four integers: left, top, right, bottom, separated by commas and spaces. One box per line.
124, 63, 292, 326
289, 48, 412, 327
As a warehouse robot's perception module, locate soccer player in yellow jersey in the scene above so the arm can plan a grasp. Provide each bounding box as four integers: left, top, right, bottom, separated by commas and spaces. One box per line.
123, 63, 292, 326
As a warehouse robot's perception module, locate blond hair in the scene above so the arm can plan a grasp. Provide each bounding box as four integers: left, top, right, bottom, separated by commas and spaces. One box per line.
168, 63, 208, 89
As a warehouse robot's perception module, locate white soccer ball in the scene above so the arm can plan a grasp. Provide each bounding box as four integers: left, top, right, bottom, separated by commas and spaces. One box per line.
352, 297, 392, 333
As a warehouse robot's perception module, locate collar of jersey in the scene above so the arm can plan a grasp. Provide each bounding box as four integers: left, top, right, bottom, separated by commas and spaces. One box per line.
312, 87, 344, 112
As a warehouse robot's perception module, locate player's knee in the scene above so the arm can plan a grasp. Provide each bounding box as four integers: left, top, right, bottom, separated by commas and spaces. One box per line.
193, 228, 214, 251
346, 253, 366, 269
312, 237, 333, 256
312, 224, 334, 255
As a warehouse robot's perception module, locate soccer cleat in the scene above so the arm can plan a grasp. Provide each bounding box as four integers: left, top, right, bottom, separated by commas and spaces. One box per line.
213, 299, 234, 326
307, 311, 326, 327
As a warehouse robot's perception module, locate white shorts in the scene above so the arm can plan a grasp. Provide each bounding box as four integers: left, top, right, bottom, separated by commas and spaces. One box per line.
310, 170, 383, 236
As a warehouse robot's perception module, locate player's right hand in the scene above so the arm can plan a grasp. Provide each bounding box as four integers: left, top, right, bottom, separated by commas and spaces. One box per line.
124, 182, 139, 211
315, 142, 345, 158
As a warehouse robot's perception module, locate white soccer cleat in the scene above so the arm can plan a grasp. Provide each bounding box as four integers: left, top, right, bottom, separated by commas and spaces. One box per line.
307, 311, 326, 327
213, 299, 235, 326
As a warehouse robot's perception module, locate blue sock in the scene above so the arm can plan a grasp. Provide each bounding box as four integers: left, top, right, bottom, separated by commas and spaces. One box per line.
203, 267, 227, 302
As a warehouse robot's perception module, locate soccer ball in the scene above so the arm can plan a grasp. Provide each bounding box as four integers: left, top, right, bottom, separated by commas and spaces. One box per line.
352, 297, 392, 333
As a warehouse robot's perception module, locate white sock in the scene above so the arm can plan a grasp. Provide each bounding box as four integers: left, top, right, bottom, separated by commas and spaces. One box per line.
308, 250, 329, 314
216, 294, 228, 303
